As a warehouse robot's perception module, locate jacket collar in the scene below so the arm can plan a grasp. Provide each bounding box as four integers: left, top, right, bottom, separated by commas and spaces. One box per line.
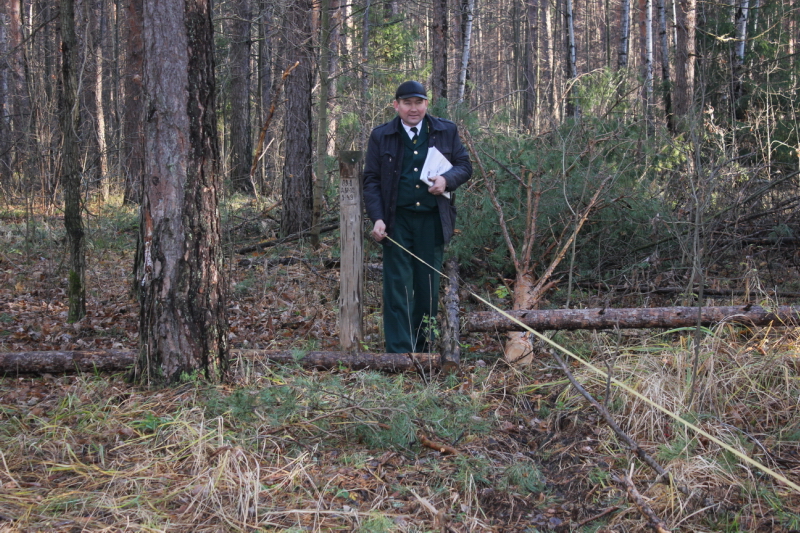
391, 114, 445, 135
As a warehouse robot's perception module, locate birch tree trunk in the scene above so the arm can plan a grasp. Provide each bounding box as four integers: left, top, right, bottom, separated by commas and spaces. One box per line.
0, 3, 11, 186
457, 0, 475, 103
618, 0, 631, 68
564, 0, 580, 118
731, 0, 749, 119
136, 0, 228, 385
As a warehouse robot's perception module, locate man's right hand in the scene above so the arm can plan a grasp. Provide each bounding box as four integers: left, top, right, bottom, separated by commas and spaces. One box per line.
371, 220, 387, 241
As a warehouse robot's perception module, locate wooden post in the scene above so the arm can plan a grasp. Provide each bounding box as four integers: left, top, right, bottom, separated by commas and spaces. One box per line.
338, 151, 364, 352
440, 259, 461, 372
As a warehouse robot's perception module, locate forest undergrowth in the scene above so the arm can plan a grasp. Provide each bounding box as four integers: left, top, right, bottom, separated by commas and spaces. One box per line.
0, 198, 799, 532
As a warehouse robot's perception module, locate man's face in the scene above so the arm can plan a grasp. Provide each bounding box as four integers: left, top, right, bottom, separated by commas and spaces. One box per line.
393, 97, 428, 127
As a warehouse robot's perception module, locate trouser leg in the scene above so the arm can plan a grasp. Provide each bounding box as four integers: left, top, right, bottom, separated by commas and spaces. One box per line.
382, 210, 443, 353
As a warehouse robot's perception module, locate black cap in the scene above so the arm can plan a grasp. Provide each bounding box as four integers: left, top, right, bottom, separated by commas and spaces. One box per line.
395, 80, 428, 100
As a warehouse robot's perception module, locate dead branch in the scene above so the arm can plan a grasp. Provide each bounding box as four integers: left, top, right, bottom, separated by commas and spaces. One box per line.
249, 61, 300, 184
235, 223, 339, 254
417, 432, 459, 455
615, 474, 671, 533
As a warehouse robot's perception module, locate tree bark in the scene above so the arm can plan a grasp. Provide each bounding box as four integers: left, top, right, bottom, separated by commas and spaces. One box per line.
440, 259, 462, 372
457, 0, 475, 104
618, 0, 631, 68
312, 0, 333, 248
280, 0, 314, 237
644, 0, 654, 121
61, 0, 86, 323
122, 0, 144, 204
0, 2, 11, 186
229, 0, 254, 194
522, 0, 538, 129
466, 305, 800, 332
657, 0, 673, 131
136, 0, 228, 385
674, 0, 696, 118
0, 350, 440, 375
731, 0, 749, 119
564, 0, 580, 118
431, 0, 448, 104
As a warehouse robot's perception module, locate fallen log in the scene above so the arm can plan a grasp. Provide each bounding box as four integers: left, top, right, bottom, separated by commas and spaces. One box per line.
465, 304, 800, 333
0, 349, 441, 375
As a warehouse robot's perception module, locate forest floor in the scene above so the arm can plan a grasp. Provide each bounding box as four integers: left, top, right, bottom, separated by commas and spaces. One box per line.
1, 199, 800, 532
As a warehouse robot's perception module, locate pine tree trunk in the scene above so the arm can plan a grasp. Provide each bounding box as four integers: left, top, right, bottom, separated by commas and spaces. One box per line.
122, 0, 144, 204
432, 0, 449, 103
61, 0, 86, 323
674, 0, 696, 118
657, 0, 674, 131
312, 0, 332, 249
229, 0, 254, 194
644, 0, 654, 121
135, 0, 228, 385
280, 0, 314, 237
257, 0, 272, 191
523, 0, 538, 130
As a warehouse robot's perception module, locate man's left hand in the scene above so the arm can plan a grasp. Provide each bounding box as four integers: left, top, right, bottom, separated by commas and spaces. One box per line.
428, 175, 447, 195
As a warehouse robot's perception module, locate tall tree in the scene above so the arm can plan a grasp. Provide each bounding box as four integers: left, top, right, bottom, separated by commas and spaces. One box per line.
565, 0, 580, 118
0, 3, 10, 185
256, 0, 272, 191
431, 0, 448, 103
674, 0, 696, 118
135, 0, 228, 385
311, 0, 333, 248
61, 0, 87, 322
457, 0, 475, 103
229, 0, 254, 194
644, 0, 654, 120
280, 0, 314, 236
731, 0, 749, 118
657, 0, 673, 130
523, 0, 538, 130
122, 0, 144, 204
618, 0, 631, 68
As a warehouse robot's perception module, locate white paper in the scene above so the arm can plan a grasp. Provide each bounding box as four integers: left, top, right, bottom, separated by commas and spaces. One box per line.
419, 146, 452, 199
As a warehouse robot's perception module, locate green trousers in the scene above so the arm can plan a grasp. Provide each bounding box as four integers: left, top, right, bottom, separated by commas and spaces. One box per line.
382, 208, 444, 353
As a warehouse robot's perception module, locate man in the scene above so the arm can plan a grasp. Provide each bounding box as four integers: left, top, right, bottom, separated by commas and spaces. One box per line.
363, 80, 472, 353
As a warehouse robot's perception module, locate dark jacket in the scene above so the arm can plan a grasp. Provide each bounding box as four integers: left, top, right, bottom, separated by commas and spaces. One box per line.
363, 115, 472, 244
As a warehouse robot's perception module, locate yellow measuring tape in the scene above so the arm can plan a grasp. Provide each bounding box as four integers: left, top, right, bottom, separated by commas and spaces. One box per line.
385, 235, 800, 495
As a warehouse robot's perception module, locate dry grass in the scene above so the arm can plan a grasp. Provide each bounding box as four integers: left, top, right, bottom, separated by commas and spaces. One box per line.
2, 201, 800, 531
